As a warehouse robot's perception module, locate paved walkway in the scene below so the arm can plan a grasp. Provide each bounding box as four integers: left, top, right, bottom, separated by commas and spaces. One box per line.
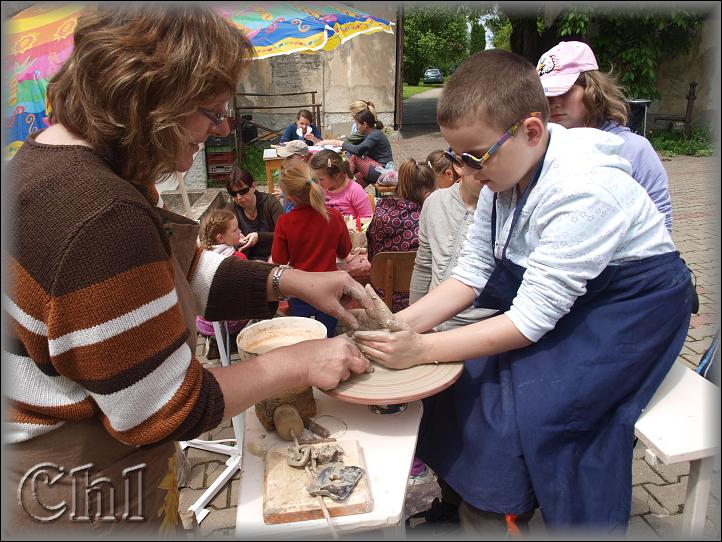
182, 134, 720, 538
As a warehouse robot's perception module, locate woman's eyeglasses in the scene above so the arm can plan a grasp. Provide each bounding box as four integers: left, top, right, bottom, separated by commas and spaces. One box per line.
198, 105, 234, 128
228, 186, 251, 197
445, 112, 541, 170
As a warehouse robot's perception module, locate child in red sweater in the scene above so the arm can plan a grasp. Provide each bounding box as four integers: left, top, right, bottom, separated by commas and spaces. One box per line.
272, 162, 352, 336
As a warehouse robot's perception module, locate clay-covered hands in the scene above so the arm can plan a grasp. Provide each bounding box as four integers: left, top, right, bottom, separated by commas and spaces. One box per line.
281, 270, 376, 332
351, 285, 427, 370
290, 335, 371, 390
348, 284, 400, 332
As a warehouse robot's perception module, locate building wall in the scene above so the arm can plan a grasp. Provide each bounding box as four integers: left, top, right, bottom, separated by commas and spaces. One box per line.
235, 3, 398, 139
649, 14, 719, 130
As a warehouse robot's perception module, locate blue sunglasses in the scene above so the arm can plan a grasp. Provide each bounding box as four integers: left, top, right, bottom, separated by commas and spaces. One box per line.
445, 112, 541, 170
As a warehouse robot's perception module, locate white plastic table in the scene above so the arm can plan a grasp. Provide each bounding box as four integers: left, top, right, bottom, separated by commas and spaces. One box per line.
235, 390, 423, 539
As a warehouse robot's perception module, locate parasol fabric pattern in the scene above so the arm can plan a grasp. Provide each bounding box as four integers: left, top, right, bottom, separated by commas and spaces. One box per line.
216, 2, 394, 59
5, 3, 84, 159
4, 2, 394, 160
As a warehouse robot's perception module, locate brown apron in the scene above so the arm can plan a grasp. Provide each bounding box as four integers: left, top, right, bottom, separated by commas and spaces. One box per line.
6, 208, 201, 537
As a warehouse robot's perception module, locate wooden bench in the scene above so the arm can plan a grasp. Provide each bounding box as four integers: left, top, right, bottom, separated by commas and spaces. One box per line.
650, 81, 698, 138
634, 361, 720, 537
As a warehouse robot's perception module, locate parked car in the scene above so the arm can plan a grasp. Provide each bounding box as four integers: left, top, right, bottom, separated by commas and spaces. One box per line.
423, 68, 443, 84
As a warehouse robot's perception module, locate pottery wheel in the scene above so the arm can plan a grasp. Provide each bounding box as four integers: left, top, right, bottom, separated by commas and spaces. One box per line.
322, 360, 464, 405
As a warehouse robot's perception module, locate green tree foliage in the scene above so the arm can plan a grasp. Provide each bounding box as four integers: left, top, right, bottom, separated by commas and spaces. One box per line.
488, 6, 703, 101
468, 8, 487, 55
485, 8, 512, 50
557, 9, 703, 100
402, 6, 470, 85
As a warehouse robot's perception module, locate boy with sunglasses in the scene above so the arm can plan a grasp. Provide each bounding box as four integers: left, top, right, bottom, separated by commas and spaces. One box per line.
354, 49, 691, 536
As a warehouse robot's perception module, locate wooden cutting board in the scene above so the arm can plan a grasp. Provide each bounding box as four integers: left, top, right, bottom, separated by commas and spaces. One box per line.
262, 439, 373, 525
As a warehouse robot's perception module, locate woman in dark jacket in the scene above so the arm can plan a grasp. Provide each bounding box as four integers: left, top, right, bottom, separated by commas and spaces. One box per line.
225, 167, 284, 261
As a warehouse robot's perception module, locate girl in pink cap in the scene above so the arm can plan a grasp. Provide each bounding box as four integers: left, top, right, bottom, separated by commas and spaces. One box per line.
537, 41, 673, 233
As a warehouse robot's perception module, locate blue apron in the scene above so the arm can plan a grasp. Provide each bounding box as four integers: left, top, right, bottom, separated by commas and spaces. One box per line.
416, 159, 692, 532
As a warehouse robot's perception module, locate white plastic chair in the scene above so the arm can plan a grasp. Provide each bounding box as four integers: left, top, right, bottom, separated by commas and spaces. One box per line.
180, 321, 245, 523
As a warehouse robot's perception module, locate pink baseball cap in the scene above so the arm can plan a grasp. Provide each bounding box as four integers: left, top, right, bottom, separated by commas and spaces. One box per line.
537, 41, 598, 97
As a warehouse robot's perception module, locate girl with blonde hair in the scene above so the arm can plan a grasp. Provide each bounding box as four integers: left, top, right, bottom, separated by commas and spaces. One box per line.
272, 162, 352, 336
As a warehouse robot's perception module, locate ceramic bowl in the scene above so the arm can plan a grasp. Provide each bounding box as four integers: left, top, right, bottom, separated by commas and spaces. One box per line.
236, 317, 327, 361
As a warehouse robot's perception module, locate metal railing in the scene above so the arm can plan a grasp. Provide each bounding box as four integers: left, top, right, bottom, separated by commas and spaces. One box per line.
232, 91, 322, 159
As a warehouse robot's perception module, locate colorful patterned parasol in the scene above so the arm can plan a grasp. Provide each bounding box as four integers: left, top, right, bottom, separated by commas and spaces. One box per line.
4, 3, 84, 159
3, 2, 394, 160
216, 2, 394, 59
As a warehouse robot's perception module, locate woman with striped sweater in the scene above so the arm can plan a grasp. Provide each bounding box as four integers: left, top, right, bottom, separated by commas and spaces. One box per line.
5, 4, 372, 536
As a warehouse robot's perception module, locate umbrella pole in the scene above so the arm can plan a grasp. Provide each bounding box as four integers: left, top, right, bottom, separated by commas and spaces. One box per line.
176, 170, 194, 219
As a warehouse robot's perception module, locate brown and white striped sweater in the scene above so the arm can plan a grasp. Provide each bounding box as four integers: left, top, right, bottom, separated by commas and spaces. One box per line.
5, 136, 276, 445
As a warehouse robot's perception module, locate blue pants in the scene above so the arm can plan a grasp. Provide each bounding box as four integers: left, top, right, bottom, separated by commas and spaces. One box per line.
288, 297, 337, 337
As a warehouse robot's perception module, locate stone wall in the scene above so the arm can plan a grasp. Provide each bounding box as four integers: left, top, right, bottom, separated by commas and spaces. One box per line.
184, 148, 209, 190
649, 13, 719, 131
161, 188, 229, 228
235, 3, 398, 138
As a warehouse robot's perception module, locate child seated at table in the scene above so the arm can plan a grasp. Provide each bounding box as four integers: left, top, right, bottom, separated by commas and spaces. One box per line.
310, 149, 373, 219
366, 158, 437, 312
271, 162, 352, 337
279, 109, 322, 145
344, 99, 375, 145
426, 149, 462, 188
276, 140, 311, 212
319, 107, 394, 188
195, 209, 249, 359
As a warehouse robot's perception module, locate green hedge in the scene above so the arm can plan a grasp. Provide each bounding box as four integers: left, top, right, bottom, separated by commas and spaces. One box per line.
647, 127, 714, 157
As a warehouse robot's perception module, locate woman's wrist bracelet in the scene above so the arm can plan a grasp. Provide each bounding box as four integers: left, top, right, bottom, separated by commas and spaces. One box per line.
272, 265, 291, 300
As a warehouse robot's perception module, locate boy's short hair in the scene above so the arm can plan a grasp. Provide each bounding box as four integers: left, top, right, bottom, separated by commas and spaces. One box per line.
438, 49, 549, 132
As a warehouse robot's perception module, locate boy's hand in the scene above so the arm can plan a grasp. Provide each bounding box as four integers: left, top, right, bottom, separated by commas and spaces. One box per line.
352, 325, 427, 370
349, 285, 426, 370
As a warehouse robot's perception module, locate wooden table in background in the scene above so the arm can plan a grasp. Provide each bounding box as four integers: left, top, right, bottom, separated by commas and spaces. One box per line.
262, 148, 283, 195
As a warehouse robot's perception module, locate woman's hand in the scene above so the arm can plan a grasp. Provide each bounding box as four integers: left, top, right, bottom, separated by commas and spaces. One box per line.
289, 335, 372, 390
304, 133, 321, 145
279, 270, 375, 331
351, 285, 427, 369
317, 139, 342, 147
239, 231, 258, 250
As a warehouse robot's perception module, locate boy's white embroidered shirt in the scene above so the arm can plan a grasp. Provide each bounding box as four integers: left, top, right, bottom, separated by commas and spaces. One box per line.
451, 123, 675, 342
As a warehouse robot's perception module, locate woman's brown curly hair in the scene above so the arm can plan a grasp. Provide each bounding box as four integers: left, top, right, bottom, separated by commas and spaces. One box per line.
47, 4, 254, 184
